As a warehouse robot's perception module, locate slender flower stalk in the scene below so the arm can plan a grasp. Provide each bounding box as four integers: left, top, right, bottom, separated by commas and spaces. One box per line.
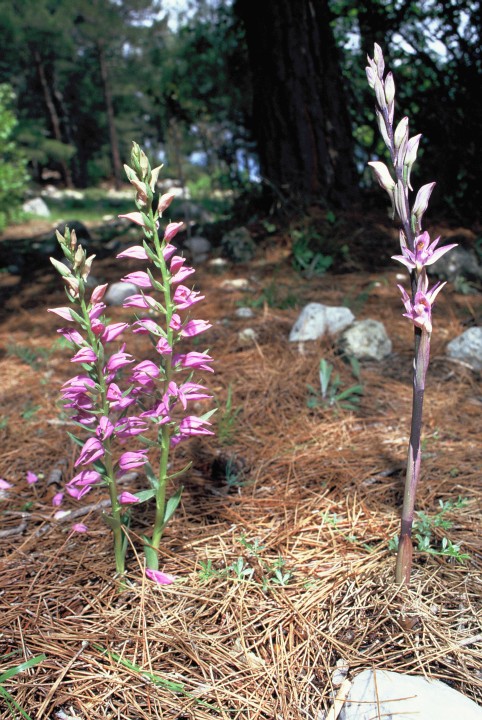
49, 143, 214, 581
366, 44, 456, 585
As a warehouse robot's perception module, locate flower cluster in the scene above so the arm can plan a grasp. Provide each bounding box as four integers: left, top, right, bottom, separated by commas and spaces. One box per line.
366, 43, 456, 335
49, 143, 214, 579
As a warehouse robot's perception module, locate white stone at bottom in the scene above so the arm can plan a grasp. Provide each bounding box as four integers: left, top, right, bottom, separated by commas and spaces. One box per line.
340, 669, 481, 720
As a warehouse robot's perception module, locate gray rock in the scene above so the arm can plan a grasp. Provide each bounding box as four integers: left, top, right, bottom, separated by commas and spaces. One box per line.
221, 226, 256, 263
289, 303, 354, 342
428, 246, 482, 282
183, 235, 211, 263
221, 278, 250, 292
105, 282, 138, 306
235, 307, 255, 319
446, 327, 482, 370
340, 669, 481, 720
338, 319, 391, 360
22, 197, 50, 217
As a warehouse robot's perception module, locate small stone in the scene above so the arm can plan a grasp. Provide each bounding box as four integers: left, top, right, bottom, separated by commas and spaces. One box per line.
235, 307, 255, 319
105, 282, 138, 306
338, 319, 392, 361
446, 327, 482, 370
221, 278, 250, 292
289, 303, 354, 342
238, 327, 258, 345
340, 669, 481, 720
22, 197, 50, 217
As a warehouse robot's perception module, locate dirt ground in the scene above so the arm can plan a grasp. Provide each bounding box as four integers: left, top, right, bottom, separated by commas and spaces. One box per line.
0, 211, 481, 719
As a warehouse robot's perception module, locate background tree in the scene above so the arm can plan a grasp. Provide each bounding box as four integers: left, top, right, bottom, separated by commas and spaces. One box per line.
0, 85, 29, 232
235, 0, 359, 206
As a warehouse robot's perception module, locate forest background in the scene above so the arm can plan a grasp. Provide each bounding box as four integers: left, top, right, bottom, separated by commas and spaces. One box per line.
0, 0, 481, 233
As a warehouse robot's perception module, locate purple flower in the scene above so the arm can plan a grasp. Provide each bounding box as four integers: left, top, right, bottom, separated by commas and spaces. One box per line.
69, 470, 102, 487
106, 345, 135, 372
179, 415, 214, 436
107, 383, 136, 410
27, 471, 38, 485
173, 351, 214, 373
181, 319, 212, 337
132, 318, 161, 335
162, 243, 177, 262
118, 450, 148, 470
89, 303, 106, 321
91, 284, 108, 303
74, 437, 105, 467
123, 294, 158, 310
392, 231, 457, 273
145, 568, 176, 585
156, 337, 172, 355
397, 277, 446, 333
66, 484, 93, 500
116, 245, 149, 260
48, 307, 74, 321
96, 416, 114, 440
164, 222, 183, 242
52, 492, 64, 507
122, 271, 152, 288
130, 360, 160, 386
167, 381, 211, 410
71, 347, 97, 364
169, 256, 195, 285
118, 491, 140, 505
72, 523, 88, 533
115, 416, 148, 438
0, 478, 12, 490
173, 285, 204, 310
102, 322, 129, 343
58, 327, 84, 345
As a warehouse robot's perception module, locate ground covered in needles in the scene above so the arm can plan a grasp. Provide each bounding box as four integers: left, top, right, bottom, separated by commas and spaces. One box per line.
0, 209, 481, 719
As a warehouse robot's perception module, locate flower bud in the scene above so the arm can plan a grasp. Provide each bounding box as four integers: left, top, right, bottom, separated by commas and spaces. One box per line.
50, 256, 72, 278
365, 66, 376, 89
149, 164, 163, 192
404, 134, 422, 190
73, 245, 86, 270
394, 117, 409, 150
373, 43, 385, 78
374, 76, 386, 111
412, 182, 436, 232
394, 179, 409, 227
384, 72, 395, 105
367, 161, 395, 193
375, 109, 391, 149
82, 254, 96, 280
69, 229, 78, 252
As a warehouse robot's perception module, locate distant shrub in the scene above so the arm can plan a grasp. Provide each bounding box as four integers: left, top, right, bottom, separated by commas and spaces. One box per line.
0, 84, 29, 232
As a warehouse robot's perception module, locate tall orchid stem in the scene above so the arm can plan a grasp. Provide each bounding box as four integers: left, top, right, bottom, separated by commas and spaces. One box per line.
396, 326, 431, 584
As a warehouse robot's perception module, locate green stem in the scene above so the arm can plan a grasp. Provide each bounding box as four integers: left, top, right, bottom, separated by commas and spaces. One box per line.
145, 206, 176, 567
396, 326, 431, 584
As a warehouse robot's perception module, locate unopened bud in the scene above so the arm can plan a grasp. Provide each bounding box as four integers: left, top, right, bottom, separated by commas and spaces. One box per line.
373, 43, 385, 78
404, 134, 422, 190
412, 182, 435, 231
139, 149, 149, 179
50, 256, 72, 278
150, 164, 163, 192
368, 161, 395, 193
158, 192, 176, 214
73, 245, 86, 270
375, 109, 391, 149
64, 275, 80, 298
374, 76, 386, 111
82, 254, 96, 280
365, 66, 376, 89
384, 72, 395, 105
394, 117, 409, 150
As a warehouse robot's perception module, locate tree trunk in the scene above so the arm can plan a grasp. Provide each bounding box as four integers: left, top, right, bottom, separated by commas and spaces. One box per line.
97, 39, 122, 189
34, 50, 73, 187
235, 0, 358, 206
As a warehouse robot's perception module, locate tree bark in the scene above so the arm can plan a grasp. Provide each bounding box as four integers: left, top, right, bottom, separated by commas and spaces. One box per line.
235, 0, 358, 206
97, 39, 122, 189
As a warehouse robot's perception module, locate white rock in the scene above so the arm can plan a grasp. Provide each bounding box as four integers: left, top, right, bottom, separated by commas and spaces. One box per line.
104, 282, 138, 306
340, 669, 482, 720
289, 303, 354, 342
221, 278, 250, 292
235, 307, 255, 319
446, 327, 482, 370
22, 197, 50, 217
338, 319, 391, 360
238, 327, 258, 345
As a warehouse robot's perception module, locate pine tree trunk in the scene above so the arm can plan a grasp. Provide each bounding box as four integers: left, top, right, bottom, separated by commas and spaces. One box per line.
235, 0, 358, 206
34, 50, 73, 187
97, 40, 122, 190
